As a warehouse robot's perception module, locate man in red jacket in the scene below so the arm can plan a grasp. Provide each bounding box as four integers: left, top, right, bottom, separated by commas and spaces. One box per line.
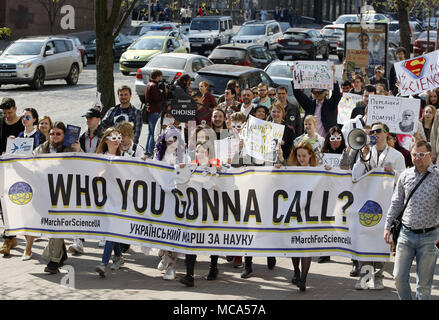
145, 69, 164, 156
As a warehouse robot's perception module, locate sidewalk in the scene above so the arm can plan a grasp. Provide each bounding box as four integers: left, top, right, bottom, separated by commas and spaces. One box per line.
1, 232, 439, 300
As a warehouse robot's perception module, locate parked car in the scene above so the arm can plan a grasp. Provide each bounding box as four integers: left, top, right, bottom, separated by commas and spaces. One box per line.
336, 36, 344, 62
275, 28, 329, 60
389, 21, 424, 46
208, 43, 276, 69
84, 32, 131, 64
0, 36, 82, 89
119, 36, 187, 75
126, 22, 178, 42
414, 31, 437, 55
191, 64, 275, 97
135, 53, 213, 103
187, 16, 234, 55
231, 20, 283, 50
320, 25, 344, 54
141, 28, 191, 53
62, 35, 88, 66
423, 17, 439, 30
264, 60, 307, 106
332, 13, 388, 29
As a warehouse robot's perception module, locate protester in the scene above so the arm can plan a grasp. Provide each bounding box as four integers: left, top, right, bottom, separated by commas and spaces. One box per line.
199, 81, 216, 112
95, 128, 125, 277
286, 141, 318, 291
268, 102, 294, 161
154, 107, 176, 144
352, 122, 406, 290
350, 85, 376, 119
419, 105, 436, 142
79, 108, 103, 154
224, 104, 239, 126
211, 108, 228, 140
341, 80, 352, 93
387, 133, 413, 168
0, 97, 24, 257
192, 89, 210, 126
389, 47, 407, 96
37, 116, 53, 141
349, 74, 366, 95
251, 86, 259, 97
293, 115, 324, 159
252, 83, 275, 108
384, 140, 439, 300
268, 87, 276, 99
291, 64, 340, 137
276, 86, 302, 140
426, 89, 439, 110
117, 121, 145, 158
238, 89, 255, 119
252, 105, 269, 120
34, 121, 82, 274
218, 80, 240, 104
369, 65, 389, 90
144, 70, 164, 156
218, 88, 238, 111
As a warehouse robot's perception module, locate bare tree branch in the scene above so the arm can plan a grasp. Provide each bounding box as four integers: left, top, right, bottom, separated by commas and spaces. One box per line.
113, 0, 139, 39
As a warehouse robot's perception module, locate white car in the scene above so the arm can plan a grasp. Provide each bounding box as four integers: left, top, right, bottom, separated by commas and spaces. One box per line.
232, 20, 283, 50
0, 36, 82, 90
135, 53, 213, 103
332, 13, 388, 29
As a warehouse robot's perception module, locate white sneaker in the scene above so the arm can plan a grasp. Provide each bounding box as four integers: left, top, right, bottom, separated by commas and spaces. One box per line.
96, 263, 108, 277
163, 265, 176, 280
98, 240, 106, 247
111, 256, 125, 270
157, 255, 169, 271
68, 239, 84, 254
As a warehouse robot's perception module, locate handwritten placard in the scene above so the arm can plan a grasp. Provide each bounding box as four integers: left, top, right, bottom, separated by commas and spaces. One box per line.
293, 61, 333, 90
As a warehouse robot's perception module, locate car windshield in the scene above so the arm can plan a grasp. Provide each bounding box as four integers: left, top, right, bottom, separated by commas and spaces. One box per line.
418, 31, 437, 39
130, 38, 164, 50
322, 28, 343, 36
266, 64, 292, 78
238, 26, 266, 36
190, 20, 219, 31
148, 56, 187, 69
83, 35, 96, 45
389, 23, 399, 31
196, 74, 236, 93
3, 41, 44, 55
209, 48, 246, 59
334, 15, 359, 24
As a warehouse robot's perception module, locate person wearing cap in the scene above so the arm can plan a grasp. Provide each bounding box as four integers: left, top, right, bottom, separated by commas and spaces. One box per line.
251, 104, 269, 120
291, 64, 340, 138
275, 86, 302, 140
79, 108, 104, 154
369, 65, 389, 91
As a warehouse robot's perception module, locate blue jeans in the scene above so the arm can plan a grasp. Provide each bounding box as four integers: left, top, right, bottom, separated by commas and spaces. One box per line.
146, 112, 160, 155
101, 241, 121, 265
393, 225, 439, 300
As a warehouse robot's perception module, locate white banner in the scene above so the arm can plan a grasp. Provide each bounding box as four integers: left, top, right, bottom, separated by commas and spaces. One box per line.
337, 93, 363, 125
367, 95, 420, 135
242, 116, 284, 162
0, 153, 395, 261
292, 61, 333, 90
395, 50, 439, 96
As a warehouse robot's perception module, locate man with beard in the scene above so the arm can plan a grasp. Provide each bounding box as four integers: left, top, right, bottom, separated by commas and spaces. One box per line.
238, 89, 256, 118
211, 108, 229, 140
276, 86, 302, 139
101, 86, 142, 145
34, 122, 82, 274
252, 83, 275, 108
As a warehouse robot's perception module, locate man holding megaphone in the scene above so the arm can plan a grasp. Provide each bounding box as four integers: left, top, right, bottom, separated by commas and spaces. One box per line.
351, 121, 406, 291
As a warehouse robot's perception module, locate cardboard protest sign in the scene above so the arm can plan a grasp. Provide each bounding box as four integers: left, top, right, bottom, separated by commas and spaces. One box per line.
367, 95, 420, 135
346, 49, 369, 68
337, 93, 363, 125
345, 23, 388, 78
394, 50, 439, 96
214, 137, 240, 164
6, 138, 34, 155
292, 61, 333, 90
242, 115, 284, 162
321, 153, 342, 168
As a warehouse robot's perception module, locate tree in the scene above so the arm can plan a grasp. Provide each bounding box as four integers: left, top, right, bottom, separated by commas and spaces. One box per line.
94, 0, 138, 115
0, 27, 11, 39
37, 0, 68, 34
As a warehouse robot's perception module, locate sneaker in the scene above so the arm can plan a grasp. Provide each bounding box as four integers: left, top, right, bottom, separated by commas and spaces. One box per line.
96, 263, 108, 277
98, 240, 106, 247
157, 255, 169, 271
111, 256, 125, 270
44, 261, 60, 274
207, 267, 219, 280
163, 265, 176, 280
68, 239, 84, 255
369, 276, 384, 290
180, 275, 194, 287
240, 266, 253, 279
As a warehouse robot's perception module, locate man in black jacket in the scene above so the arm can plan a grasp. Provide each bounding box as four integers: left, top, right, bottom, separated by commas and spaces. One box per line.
291, 64, 340, 137
350, 85, 376, 119
276, 86, 302, 140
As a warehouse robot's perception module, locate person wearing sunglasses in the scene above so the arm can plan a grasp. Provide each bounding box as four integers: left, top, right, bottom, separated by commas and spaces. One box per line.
290, 64, 340, 138
218, 88, 239, 111
268, 87, 276, 99
33, 122, 82, 274
384, 140, 439, 300
352, 122, 406, 290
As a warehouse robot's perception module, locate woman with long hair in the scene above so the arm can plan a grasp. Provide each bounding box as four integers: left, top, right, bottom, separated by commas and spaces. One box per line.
287, 141, 318, 292
95, 128, 125, 277
419, 105, 436, 142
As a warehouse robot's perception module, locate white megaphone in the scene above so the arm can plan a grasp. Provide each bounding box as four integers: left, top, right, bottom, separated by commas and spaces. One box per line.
347, 128, 377, 150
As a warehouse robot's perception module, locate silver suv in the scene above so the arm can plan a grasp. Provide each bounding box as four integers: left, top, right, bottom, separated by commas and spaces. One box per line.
232, 20, 283, 50
0, 36, 83, 90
